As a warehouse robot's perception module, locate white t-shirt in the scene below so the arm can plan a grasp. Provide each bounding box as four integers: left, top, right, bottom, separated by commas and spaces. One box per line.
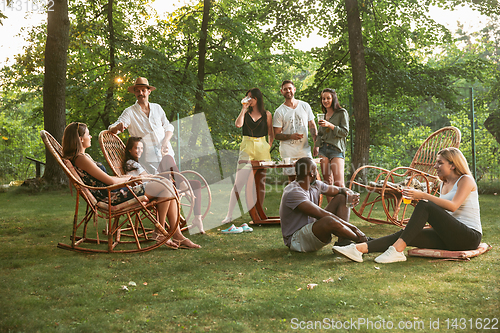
280, 180, 329, 247
273, 100, 314, 159
109, 102, 174, 163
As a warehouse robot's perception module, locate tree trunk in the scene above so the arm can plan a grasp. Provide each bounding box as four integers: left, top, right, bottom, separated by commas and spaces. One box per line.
42, 0, 70, 185
102, 0, 116, 129
190, 0, 211, 147
345, 0, 370, 180
484, 111, 500, 145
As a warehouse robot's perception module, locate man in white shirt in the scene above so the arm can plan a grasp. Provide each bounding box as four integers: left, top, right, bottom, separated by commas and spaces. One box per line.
109, 77, 174, 173
273, 80, 318, 181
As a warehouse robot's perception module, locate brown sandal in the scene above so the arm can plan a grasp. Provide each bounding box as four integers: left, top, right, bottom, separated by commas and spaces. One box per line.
173, 237, 201, 249
151, 232, 179, 250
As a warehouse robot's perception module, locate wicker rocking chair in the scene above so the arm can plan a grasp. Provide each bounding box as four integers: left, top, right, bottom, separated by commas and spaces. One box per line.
41, 130, 180, 253
348, 126, 461, 227
98, 130, 212, 229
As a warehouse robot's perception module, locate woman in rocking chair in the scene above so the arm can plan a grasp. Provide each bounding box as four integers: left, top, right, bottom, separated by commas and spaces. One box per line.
62, 122, 200, 249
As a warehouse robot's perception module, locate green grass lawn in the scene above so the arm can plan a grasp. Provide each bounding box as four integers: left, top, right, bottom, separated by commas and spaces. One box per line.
0, 187, 498, 332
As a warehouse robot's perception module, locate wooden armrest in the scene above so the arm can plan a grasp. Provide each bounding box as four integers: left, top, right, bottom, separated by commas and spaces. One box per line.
385, 167, 440, 193
350, 165, 393, 186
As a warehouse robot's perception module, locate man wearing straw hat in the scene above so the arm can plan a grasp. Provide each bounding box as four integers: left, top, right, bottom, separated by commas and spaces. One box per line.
109, 77, 174, 173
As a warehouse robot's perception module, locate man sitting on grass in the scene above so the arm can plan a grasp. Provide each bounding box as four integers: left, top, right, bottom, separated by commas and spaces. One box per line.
280, 157, 368, 252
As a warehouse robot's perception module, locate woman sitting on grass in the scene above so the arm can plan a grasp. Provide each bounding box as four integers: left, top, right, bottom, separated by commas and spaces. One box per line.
333, 147, 481, 263
62, 122, 200, 249
122, 136, 205, 234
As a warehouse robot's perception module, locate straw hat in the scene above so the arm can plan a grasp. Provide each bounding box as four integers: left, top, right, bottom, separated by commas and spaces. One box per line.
127, 77, 156, 93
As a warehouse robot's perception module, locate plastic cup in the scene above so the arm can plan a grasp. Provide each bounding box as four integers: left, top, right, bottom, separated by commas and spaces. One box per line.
283, 157, 291, 165
346, 191, 359, 208
241, 96, 252, 105
402, 187, 411, 205
317, 113, 325, 121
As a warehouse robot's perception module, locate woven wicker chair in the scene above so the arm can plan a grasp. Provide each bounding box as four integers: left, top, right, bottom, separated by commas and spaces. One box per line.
41, 130, 180, 253
98, 130, 212, 229
349, 126, 461, 227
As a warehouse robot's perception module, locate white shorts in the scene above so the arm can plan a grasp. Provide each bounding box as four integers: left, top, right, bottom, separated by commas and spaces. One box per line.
289, 222, 329, 252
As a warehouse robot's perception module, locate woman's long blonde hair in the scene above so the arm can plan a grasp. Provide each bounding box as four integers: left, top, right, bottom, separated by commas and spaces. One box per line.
437, 147, 472, 177
62, 122, 87, 160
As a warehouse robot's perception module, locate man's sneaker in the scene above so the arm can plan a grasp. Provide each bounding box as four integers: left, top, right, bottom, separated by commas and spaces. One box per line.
374, 246, 407, 263
240, 223, 253, 232
221, 224, 243, 234
332, 243, 363, 262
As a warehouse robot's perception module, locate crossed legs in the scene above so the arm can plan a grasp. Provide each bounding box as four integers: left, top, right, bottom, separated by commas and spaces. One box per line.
145, 180, 200, 249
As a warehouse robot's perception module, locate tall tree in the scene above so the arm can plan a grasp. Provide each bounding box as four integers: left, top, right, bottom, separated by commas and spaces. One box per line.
189, 0, 211, 147
42, 0, 70, 184
345, 0, 370, 173
102, 0, 116, 129
194, 0, 211, 115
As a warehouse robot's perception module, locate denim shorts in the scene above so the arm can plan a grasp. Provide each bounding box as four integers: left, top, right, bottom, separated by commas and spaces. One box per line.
318, 143, 344, 160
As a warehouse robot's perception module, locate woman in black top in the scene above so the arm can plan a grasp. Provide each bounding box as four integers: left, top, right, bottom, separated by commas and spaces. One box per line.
222, 88, 274, 224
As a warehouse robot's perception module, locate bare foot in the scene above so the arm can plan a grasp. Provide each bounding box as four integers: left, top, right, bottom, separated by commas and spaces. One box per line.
188, 215, 205, 234
221, 216, 232, 224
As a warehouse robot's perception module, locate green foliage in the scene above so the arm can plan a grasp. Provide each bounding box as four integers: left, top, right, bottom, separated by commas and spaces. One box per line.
1, 0, 500, 185
0, 91, 44, 184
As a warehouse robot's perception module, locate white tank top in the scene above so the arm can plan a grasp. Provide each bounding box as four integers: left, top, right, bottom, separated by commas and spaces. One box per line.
439, 175, 482, 234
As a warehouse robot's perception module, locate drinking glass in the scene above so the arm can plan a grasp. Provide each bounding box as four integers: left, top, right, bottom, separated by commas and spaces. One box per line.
346, 191, 359, 208
241, 96, 252, 105
402, 186, 412, 205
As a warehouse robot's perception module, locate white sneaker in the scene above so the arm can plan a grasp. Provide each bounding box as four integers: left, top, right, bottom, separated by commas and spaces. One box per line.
221, 224, 243, 234
332, 243, 363, 262
374, 246, 407, 263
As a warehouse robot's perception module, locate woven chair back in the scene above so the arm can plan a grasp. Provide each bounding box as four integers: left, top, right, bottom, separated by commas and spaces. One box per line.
40, 130, 98, 206
99, 130, 126, 177
409, 126, 461, 176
